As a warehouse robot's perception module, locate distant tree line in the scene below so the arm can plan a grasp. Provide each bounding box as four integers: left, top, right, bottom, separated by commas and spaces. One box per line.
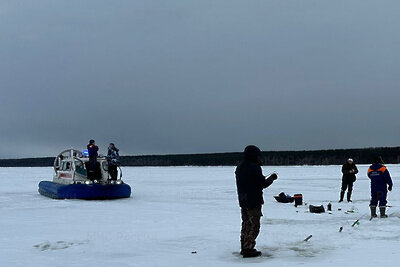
1, 147, 399, 167
0, 157, 55, 167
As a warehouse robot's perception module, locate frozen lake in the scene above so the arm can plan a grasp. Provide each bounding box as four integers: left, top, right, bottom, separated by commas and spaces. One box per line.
1, 165, 399, 266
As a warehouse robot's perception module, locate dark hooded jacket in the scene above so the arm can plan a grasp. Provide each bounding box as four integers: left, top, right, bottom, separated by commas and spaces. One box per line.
235, 145, 275, 209
342, 162, 358, 182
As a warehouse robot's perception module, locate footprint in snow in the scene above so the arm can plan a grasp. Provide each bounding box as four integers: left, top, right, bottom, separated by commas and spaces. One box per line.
34, 240, 88, 251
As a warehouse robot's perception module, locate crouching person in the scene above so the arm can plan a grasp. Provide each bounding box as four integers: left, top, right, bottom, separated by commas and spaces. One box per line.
368, 156, 393, 218
235, 145, 278, 258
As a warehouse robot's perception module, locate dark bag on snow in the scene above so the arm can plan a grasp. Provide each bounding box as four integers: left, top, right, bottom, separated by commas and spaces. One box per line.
274, 192, 294, 203
309, 205, 325, 213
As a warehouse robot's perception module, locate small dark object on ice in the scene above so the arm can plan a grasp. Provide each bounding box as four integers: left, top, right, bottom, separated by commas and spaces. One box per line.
293, 194, 303, 207
303, 235, 312, 242
309, 205, 325, 213
351, 213, 366, 226
339, 226, 343, 232
191, 251, 197, 254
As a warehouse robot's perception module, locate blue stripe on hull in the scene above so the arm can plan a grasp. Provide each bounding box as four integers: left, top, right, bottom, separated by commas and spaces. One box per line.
38, 181, 131, 200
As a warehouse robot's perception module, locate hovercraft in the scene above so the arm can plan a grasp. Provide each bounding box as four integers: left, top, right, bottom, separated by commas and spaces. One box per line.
38, 149, 131, 200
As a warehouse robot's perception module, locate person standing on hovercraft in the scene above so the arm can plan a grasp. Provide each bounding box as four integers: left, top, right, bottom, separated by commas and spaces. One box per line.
107, 143, 120, 180
87, 139, 99, 180
368, 156, 393, 218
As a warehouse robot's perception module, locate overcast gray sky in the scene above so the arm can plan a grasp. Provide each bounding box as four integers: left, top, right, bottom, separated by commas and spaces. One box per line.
1, 0, 399, 158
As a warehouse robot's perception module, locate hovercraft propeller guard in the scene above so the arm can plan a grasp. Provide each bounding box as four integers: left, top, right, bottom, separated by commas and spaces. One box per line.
38, 149, 131, 199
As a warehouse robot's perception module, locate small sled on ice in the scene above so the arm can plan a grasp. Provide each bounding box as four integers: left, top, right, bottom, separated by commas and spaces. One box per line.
274, 192, 294, 203
38, 149, 131, 200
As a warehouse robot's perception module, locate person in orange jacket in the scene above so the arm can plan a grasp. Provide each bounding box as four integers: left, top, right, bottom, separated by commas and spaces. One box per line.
367, 156, 393, 218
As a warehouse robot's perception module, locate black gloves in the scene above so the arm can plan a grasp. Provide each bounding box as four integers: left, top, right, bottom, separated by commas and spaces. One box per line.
270, 173, 278, 180
388, 185, 393, 191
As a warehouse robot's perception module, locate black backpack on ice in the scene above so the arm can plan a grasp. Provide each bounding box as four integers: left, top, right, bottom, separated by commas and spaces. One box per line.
309, 205, 325, 213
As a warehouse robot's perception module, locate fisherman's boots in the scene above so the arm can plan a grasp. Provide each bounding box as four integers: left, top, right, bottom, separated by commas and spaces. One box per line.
339, 191, 345, 203
370, 206, 377, 218
241, 249, 262, 258
347, 191, 352, 202
380, 206, 388, 218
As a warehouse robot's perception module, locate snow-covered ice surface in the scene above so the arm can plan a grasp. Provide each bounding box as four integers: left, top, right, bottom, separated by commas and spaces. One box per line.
1, 165, 399, 266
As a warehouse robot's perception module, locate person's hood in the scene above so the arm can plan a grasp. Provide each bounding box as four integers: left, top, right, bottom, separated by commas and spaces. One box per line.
373, 156, 384, 164
243, 145, 262, 164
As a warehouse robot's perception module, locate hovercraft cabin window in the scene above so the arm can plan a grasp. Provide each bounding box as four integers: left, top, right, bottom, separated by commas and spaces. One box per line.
60, 161, 71, 171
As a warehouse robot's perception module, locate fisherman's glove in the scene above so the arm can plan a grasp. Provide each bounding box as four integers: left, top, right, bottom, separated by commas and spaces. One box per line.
270, 173, 278, 180
388, 185, 393, 191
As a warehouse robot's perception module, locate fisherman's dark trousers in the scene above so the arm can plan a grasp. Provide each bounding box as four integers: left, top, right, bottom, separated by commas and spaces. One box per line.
108, 165, 118, 180
88, 156, 97, 180
370, 190, 388, 207
341, 179, 354, 193
240, 207, 262, 251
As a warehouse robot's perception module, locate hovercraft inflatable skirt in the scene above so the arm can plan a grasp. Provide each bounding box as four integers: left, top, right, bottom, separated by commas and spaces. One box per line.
38, 181, 131, 200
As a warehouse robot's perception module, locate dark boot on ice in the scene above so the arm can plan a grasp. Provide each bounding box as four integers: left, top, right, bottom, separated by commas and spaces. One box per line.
370, 206, 377, 218
339, 191, 345, 203
240, 248, 255, 255
347, 191, 352, 202
379, 207, 388, 218
242, 249, 262, 258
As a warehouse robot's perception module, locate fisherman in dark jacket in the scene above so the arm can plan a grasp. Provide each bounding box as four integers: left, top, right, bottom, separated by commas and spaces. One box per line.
107, 143, 120, 180
368, 156, 393, 218
87, 139, 99, 180
339, 158, 358, 202
235, 145, 278, 258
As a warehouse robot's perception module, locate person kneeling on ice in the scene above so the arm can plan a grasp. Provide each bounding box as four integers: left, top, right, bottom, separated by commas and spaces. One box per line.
235, 145, 278, 258
368, 156, 393, 218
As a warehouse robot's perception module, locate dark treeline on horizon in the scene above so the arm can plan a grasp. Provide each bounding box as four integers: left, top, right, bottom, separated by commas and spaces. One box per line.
1, 147, 400, 167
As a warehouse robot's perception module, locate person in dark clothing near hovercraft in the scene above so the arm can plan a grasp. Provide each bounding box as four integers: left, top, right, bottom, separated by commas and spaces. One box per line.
339, 158, 358, 202
235, 145, 278, 258
368, 156, 393, 218
107, 143, 121, 180
87, 139, 99, 181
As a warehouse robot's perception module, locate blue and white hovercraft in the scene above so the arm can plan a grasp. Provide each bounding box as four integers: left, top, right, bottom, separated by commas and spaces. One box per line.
38, 149, 131, 200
